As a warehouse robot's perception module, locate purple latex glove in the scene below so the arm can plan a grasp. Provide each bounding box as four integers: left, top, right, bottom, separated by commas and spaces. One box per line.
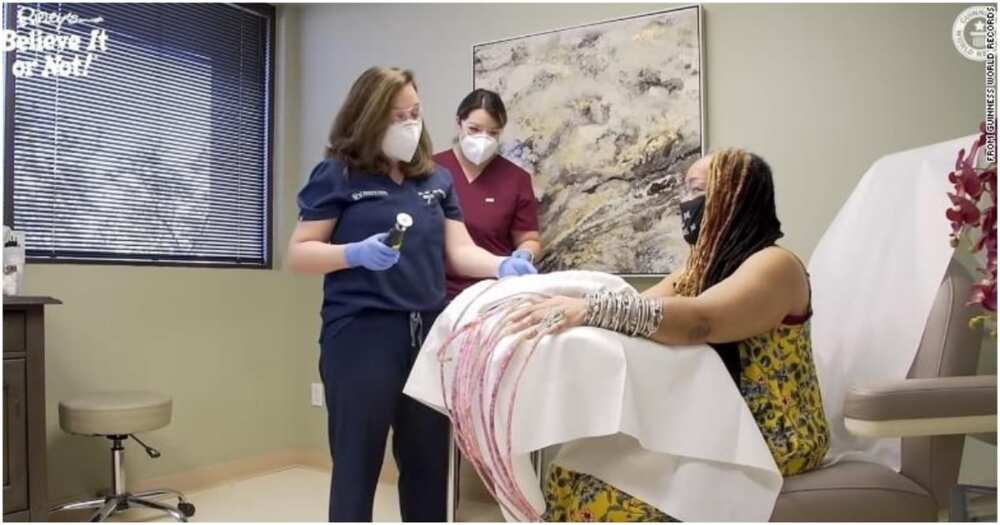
344, 233, 400, 271
511, 249, 534, 263
497, 256, 537, 278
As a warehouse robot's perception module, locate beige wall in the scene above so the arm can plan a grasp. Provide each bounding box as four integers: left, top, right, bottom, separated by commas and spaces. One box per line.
23, 2, 994, 504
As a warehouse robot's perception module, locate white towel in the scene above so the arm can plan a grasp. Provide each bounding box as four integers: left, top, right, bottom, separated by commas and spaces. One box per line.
403, 271, 782, 522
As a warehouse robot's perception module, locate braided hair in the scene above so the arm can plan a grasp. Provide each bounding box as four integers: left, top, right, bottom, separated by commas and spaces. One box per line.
672, 148, 785, 384
674, 148, 784, 296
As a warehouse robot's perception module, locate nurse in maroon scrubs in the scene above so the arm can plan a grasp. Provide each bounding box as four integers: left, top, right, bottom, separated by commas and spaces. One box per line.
433, 89, 542, 300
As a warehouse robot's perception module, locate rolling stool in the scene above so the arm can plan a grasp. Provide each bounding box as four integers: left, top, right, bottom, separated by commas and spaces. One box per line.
49, 391, 195, 522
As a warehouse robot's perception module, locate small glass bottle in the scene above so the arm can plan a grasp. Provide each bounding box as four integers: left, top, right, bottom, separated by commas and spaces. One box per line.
383, 212, 413, 251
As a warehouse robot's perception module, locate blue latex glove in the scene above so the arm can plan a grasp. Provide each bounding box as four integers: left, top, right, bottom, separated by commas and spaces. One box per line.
343, 233, 400, 271
511, 249, 534, 263
497, 256, 537, 278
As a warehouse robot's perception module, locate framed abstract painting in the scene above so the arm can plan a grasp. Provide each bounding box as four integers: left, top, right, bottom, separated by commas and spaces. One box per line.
473, 5, 704, 275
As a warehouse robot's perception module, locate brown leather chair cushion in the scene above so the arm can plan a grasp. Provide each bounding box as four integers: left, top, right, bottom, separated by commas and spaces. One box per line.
770, 461, 937, 522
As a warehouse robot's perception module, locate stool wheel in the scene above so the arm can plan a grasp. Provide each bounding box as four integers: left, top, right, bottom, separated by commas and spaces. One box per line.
178, 502, 195, 517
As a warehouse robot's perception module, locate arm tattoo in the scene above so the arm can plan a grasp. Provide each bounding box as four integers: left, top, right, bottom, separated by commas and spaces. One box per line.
687, 321, 711, 343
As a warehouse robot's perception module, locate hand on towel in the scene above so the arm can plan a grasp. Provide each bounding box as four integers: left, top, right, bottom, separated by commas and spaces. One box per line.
508, 295, 587, 336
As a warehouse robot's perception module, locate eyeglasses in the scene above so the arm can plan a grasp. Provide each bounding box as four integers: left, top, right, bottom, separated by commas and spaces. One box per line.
390, 104, 422, 123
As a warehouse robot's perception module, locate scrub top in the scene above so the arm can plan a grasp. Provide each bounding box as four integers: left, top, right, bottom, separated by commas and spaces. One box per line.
297, 158, 464, 341
433, 150, 539, 299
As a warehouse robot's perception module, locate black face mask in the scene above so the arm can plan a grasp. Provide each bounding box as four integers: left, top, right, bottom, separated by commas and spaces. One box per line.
679, 195, 706, 245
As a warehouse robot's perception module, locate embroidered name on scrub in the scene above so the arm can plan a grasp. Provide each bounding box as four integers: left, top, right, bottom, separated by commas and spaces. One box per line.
351, 190, 389, 201
295, 158, 465, 343
418, 189, 447, 206
485, 197, 495, 203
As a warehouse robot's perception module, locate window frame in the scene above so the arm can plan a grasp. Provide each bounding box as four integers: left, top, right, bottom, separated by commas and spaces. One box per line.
2, 2, 276, 270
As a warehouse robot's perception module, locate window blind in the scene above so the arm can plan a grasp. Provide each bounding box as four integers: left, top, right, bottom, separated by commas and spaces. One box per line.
6, 3, 273, 266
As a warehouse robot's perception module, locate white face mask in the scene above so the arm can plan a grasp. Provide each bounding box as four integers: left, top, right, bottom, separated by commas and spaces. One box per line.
460, 133, 499, 166
382, 119, 423, 162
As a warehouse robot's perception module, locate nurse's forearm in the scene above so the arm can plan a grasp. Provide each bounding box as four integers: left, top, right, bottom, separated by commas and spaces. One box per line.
449, 244, 506, 278
444, 219, 506, 278
511, 231, 541, 260
287, 241, 351, 274
516, 239, 542, 259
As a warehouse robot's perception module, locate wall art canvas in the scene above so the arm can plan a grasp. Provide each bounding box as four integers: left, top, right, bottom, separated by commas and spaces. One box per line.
473, 6, 704, 274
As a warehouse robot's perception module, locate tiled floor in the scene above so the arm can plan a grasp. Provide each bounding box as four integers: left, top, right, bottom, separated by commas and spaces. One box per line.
103, 466, 504, 522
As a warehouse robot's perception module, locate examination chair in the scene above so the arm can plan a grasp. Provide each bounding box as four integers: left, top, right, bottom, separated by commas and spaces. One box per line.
49, 391, 196, 522
770, 260, 997, 521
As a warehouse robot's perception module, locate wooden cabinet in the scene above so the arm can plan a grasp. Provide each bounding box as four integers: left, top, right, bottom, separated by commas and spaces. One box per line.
4, 359, 28, 513
3, 296, 59, 522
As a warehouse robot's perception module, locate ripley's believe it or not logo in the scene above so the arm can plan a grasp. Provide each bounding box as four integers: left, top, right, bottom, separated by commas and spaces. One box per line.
953, 5, 995, 62
2, 6, 109, 78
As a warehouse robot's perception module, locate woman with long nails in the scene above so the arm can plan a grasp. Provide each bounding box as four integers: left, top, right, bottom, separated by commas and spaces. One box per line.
513, 149, 830, 521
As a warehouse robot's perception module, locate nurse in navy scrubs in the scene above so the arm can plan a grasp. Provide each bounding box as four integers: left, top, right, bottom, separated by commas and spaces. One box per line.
287, 67, 536, 522
434, 89, 542, 301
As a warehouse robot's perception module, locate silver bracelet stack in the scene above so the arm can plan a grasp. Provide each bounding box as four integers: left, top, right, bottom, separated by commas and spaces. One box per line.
584, 289, 664, 338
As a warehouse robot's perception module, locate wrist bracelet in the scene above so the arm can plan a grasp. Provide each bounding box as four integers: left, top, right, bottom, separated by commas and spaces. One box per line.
584, 289, 664, 338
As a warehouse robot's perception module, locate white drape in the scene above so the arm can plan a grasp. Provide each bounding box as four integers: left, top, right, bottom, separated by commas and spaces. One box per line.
404, 271, 782, 522
808, 136, 970, 471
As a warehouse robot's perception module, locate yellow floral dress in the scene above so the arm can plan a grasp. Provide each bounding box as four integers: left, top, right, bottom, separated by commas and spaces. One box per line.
543, 316, 831, 522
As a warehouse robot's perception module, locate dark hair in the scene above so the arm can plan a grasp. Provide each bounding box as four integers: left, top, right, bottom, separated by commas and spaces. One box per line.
674, 148, 784, 384
675, 148, 783, 296
704, 152, 783, 289
456, 89, 508, 128
326, 67, 435, 178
